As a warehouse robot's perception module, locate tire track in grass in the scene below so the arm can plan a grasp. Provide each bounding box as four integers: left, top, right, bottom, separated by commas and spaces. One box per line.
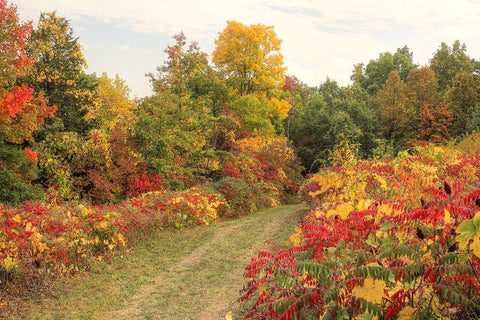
28, 204, 305, 320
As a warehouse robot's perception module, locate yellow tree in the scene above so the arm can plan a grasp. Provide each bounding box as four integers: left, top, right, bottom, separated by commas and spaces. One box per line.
86, 73, 136, 132
212, 21, 286, 96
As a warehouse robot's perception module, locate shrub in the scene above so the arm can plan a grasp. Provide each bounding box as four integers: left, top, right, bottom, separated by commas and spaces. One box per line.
241, 144, 480, 319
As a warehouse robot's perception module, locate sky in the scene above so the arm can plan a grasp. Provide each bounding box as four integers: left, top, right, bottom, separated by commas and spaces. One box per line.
12, 0, 480, 98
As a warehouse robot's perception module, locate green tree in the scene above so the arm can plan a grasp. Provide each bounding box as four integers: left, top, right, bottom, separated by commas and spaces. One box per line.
317, 79, 379, 158
134, 91, 213, 181
429, 40, 475, 91
444, 72, 480, 135
23, 11, 95, 134
291, 93, 361, 171
149, 32, 231, 116
228, 94, 275, 137
351, 47, 416, 95
137, 34, 222, 181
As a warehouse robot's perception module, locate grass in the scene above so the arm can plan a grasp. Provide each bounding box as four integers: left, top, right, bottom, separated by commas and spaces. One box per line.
19, 204, 304, 320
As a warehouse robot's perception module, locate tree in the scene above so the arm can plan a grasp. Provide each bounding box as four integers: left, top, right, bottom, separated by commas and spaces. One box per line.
415, 102, 452, 144
80, 73, 141, 202
429, 40, 475, 91
0, 0, 56, 203
406, 66, 440, 113
444, 72, 480, 136
374, 71, 414, 151
351, 47, 416, 95
290, 93, 362, 171
86, 73, 136, 132
212, 21, 286, 96
149, 32, 231, 116
22, 11, 95, 134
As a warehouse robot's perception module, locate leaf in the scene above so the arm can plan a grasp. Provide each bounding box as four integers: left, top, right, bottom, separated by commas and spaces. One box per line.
475, 197, 480, 207
444, 209, 451, 224
351, 278, 386, 304
3, 257, 16, 270
456, 220, 476, 250
225, 311, 233, 320
457, 212, 480, 256
379, 221, 393, 231
366, 233, 378, 247
444, 181, 452, 195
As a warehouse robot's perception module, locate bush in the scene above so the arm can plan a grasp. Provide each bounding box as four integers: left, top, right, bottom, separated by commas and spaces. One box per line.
241, 144, 480, 319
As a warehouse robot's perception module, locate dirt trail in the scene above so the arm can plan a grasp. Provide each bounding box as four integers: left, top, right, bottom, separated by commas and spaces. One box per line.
107, 205, 303, 320
27, 204, 304, 320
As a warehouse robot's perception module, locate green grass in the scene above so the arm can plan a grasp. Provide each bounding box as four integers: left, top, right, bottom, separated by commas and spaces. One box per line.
21, 204, 304, 320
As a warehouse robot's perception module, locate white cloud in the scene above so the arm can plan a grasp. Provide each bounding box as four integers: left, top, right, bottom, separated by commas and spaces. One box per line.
13, 0, 480, 95
119, 44, 130, 52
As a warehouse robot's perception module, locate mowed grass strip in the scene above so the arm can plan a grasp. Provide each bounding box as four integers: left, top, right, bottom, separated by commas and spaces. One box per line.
24, 204, 304, 320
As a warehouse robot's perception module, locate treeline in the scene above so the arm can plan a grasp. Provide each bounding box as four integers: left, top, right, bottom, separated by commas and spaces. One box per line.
1, 4, 301, 206
2, 0, 480, 205
287, 43, 480, 171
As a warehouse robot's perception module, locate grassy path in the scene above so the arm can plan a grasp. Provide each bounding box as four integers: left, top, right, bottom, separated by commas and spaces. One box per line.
26, 204, 304, 320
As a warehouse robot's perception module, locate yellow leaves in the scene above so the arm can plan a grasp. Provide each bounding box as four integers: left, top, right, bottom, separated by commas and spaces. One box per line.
118, 233, 126, 246
397, 306, 416, 318
225, 311, 233, 320
326, 203, 354, 220
357, 199, 372, 211
95, 221, 108, 230
171, 197, 182, 205
79, 204, 90, 217
378, 204, 394, 217
237, 135, 266, 153
286, 226, 304, 246
12, 214, 22, 223
3, 256, 16, 270
267, 97, 291, 121
308, 172, 344, 200
212, 21, 285, 95
38, 242, 48, 253
470, 240, 480, 259
374, 174, 388, 191
444, 209, 451, 224
351, 277, 386, 305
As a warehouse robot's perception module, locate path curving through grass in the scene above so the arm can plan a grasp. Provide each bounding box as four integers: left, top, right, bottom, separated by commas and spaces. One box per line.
26, 204, 304, 320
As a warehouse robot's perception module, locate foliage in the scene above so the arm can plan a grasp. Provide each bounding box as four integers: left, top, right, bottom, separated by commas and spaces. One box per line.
351, 46, 416, 95
241, 144, 480, 319
22, 11, 94, 134
217, 135, 302, 216
445, 72, 480, 136
0, 187, 227, 310
415, 102, 452, 144
374, 71, 414, 152
429, 40, 476, 91
86, 73, 136, 132
290, 91, 366, 171
213, 21, 286, 96
0, 0, 56, 204
406, 66, 440, 113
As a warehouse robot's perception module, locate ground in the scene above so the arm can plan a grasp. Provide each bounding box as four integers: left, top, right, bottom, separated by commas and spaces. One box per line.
24, 204, 304, 320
